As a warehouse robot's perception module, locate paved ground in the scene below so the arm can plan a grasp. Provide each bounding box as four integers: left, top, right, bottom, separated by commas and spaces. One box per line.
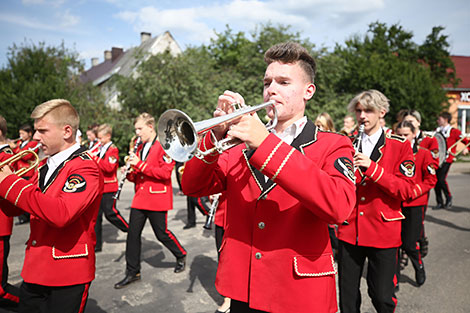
1, 162, 469, 313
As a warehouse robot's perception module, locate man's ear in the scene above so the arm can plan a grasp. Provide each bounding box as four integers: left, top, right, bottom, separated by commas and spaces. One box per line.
379, 109, 387, 119
304, 83, 316, 101
63, 125, 74, 140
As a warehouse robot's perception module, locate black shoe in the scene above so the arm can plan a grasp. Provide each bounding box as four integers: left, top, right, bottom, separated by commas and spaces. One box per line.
415, 265, 426, 286
174, 256, 186, 273
445, 197, 452, 209
114, 272, 141, 289
420, 237, 429, 258
183, 223, 196, 229
434, 203, 444, 210
95, 246, 102, 253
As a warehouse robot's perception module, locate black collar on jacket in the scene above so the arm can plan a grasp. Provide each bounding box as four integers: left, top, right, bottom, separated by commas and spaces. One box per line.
39, 146, 88, 192
244, 119, 318, 199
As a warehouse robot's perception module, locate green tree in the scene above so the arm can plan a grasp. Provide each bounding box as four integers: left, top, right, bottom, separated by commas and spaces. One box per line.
0, 41, 105, 138
333, 22, 455, 130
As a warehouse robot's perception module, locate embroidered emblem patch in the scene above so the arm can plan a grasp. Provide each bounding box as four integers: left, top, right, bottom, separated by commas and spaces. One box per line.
63, 174, 87, 193
399, 160, 415, 177
334, 157, 355, 183
108, 156, 117, 164
427, 164, 436, 175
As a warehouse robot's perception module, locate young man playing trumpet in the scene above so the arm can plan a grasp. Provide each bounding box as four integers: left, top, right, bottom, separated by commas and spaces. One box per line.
182, 42, 356, 313
0, 99, 103, 313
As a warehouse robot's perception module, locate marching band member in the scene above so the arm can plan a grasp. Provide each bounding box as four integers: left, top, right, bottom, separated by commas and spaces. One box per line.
396, 121, 437, 287
401, 109, 438, 257
86, 124, 99, 150
336, 90, 415, 313
182, 42, 356, 313
91, 124, 129, 252
114, 113, 187, 289
13, 124, 40, 225
0, 99, 103, 313
434, 112, 468, 209
0, 115, 19, 307
340, 114, 357, 137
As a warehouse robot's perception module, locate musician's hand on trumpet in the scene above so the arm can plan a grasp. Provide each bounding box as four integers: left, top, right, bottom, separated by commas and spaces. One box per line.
216, 90, 269, 149
0, 164, 13, 184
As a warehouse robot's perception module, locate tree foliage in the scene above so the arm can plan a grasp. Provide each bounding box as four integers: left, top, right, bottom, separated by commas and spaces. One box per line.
0, 41, 105, 138
333, 22, 455, 130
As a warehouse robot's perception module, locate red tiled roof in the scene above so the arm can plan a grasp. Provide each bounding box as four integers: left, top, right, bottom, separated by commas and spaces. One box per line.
446, 55, 470, 90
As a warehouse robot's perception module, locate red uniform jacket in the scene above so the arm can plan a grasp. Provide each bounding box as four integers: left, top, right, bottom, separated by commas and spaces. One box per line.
0, 146, 103, 286
128, 138, 174, 211
404, 146, 437, 207
0, 145, 14, 236
442, 127, 463, 163
417, 132, 439, 167
337, 131, 415, 249
93, 143, 119, 193
182, 121, 356, 313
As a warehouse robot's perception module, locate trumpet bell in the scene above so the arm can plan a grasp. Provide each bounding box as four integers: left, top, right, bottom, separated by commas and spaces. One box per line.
158, 109, 198, 163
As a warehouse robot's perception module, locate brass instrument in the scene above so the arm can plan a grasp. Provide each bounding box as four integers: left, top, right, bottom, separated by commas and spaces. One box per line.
203, 193, 221, 230
0, 150, 40, 176
113, 137, 142, 200
448, 135, 470, 157
157, 100, 278, 162
421, 131, 447, 167
178, 165, 185, 175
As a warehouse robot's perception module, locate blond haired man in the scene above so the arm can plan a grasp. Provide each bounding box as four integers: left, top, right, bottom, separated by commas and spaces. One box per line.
114, 113, 186, 289
0, 99, 103, 313
92, 123, 129, 252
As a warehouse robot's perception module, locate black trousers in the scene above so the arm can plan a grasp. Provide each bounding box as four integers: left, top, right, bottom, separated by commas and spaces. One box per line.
19, 281, 90, 313
230, 299, 268, 313
186, 196, 209, 225
95, 192, 129, 250
338, 240, 398, 313
0, 236, 19, 303
400, 206, 424, 274
125, 209, 186, 275
434, 162, 452, 205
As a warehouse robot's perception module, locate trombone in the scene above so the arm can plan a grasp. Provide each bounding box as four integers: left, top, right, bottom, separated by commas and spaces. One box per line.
157, 100, 278, 162
0, 150, 40, 177
448, 135, 470, 157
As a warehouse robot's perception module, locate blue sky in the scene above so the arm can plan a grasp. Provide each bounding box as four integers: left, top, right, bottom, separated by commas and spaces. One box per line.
1, 0, 469, 70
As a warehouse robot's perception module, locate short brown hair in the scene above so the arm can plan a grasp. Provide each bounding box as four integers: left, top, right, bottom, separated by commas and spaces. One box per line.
134, 113, 155, 127
0, 115, 6, 140
97, 123, 112, 136
264, 42, 316, 83
439, 111, 452, 123
31, 99, 80, 137
87, 123, 99, 136
347, 90, 390, 114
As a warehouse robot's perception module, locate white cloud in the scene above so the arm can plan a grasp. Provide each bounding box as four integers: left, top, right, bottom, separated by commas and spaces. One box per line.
56, 9, 80, 28
114, 0, 386, 45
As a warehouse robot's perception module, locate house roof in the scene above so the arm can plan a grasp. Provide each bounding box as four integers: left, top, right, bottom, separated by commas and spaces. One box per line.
79, 31, 181, 86
445, 55, 470, 90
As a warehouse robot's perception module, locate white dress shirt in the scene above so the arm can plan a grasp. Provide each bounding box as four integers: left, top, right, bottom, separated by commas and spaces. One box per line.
271, 116, 308, 145
361, 128, 383, 158
45, 143, 81, 183
99, 142, 112, 159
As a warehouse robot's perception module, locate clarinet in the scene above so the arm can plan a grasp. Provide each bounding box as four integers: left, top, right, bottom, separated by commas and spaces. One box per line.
203, 193, 221, 230
113, 137, 141, 200
354, 124, 365, 171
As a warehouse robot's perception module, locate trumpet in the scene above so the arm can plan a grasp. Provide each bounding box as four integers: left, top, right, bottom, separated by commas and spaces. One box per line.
203, 193, 221, 230
113, 137, 142, 200
157, 100, 278, 162
0, 150, 40, 177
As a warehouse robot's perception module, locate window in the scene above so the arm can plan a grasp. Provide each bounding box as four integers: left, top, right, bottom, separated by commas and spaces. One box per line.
457, 105, 470, 135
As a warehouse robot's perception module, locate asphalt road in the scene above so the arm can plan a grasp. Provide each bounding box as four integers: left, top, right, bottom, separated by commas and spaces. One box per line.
1, 163, 469, 313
